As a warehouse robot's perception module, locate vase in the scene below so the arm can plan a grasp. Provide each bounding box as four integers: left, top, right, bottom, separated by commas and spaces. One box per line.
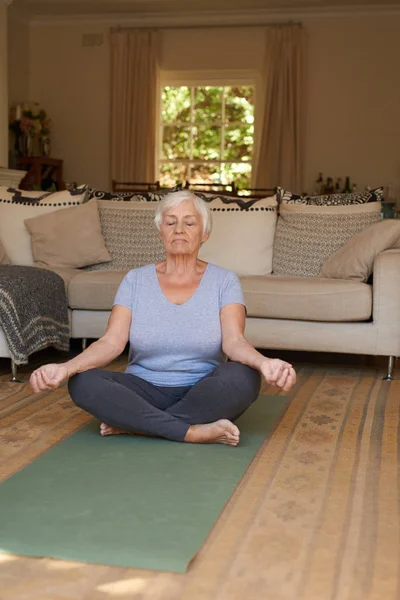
19, 132, 33, 157
41, 136, 51, 157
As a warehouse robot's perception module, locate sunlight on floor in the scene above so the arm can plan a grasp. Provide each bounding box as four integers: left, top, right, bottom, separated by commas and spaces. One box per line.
97, 578, 149, 595
0, 553, 19, 563
44, 559, 86, 570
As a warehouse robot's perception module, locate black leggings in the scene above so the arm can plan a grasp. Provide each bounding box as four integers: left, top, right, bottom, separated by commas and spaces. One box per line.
68, 361, 261, 442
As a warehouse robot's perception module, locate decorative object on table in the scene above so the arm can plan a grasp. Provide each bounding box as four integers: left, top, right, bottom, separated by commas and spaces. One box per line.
323, 177, 335, 194
313, 174, 359, 196
9, 102, 52, 159
314, 172, 324, 195
343, 176, 352, 193
335, 178, 342, 193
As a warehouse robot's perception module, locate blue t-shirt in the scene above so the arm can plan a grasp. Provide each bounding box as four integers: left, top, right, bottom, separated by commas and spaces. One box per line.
113, 262, 245, 386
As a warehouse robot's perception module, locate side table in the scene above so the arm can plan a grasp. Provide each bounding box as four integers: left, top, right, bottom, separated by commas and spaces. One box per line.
16, 157, 65, 191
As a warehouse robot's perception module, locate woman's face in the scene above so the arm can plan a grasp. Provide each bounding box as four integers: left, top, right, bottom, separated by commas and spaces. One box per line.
159, 200, 209, 257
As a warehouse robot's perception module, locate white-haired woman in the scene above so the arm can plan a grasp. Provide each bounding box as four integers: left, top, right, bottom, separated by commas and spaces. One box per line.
30, 191, 296, 446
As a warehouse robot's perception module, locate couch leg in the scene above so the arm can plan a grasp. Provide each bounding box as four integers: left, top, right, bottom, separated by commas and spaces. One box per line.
82, 338, 87, 351
383, 356, 396, 381
10, 359, 22, 383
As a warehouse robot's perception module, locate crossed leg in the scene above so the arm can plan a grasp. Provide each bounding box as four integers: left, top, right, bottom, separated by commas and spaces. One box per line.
68, 362, 261, 445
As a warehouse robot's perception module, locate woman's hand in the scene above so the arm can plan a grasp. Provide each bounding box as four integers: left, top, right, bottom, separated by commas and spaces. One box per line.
260, 358, 296, 392
30, 363, 70, 393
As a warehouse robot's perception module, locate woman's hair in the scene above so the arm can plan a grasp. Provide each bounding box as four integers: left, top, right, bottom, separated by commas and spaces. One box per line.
154, 190, 212, 235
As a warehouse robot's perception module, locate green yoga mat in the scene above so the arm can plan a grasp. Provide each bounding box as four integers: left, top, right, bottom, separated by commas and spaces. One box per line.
0, 394, 285, 572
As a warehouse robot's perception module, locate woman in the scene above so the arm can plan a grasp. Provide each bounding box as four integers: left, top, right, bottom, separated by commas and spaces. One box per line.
30, 191, 296, 446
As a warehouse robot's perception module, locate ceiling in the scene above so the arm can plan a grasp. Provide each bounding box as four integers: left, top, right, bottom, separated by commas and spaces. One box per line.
9, 0, 400, 20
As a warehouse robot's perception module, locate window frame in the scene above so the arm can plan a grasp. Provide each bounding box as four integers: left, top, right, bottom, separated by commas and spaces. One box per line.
157, 70, 262, 187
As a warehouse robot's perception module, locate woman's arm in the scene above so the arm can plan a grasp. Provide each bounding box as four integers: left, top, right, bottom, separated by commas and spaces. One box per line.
220, 303, 296, 391
30, 305, 132, 392
64, 305, 132, 376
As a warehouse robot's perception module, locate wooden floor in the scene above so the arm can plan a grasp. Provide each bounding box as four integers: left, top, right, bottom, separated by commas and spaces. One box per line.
0, 345, 398, 600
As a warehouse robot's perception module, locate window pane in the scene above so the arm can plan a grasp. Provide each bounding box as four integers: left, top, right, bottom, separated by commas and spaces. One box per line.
192, 125, 221, 160
221, 162, 252, 189
225, 124, 254, 161
162, 126, 190, 159
194, 87, 222, 122
225, 86, 255, 124
190, 164, 222, 185
159, 163, 188, 187
162, 87, 191, 123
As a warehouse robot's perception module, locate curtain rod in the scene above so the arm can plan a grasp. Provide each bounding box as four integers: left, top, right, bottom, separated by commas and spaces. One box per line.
111, 21, 302, 32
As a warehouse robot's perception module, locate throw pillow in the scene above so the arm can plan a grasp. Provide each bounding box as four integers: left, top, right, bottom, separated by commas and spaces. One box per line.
85, 200, 165, 271
193, 190, 274, 210
0, 239, 11, 265
320, 220, 400, 282
24, 200, 111, 269
198, 195, 278, 276
277, 186, 383, 206
272, 201, 382, 277
0, 187, 88, 265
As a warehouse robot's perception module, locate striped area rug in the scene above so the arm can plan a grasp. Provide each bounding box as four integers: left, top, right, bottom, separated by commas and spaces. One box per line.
0, 361, 399, 600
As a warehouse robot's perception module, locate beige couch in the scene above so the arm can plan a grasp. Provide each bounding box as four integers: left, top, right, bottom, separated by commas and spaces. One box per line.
1, 194, 399, 381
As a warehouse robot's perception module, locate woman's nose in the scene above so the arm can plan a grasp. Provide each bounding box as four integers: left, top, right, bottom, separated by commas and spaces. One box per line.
174, 222, 184, 233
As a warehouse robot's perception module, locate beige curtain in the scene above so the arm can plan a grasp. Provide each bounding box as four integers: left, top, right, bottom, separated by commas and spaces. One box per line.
254, 24, 305, 192
110, 29, 160, 183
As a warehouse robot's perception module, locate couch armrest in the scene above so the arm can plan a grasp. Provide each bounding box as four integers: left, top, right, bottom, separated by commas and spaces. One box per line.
373, 249, 400, 356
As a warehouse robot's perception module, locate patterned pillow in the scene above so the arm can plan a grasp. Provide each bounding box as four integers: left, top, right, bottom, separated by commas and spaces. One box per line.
193, 190, 275, 210
85, 201, 165, 271
198, 195, 278, 276
87, 184, 182, 202
277, 186, 383, 206
0, 187, 88, 265
0, 184, 88, 206
272, 201, 382, 277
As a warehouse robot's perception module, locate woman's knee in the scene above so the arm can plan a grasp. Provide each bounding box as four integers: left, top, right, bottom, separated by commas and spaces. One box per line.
215, 361, 261, 398
68, 369, 101, 408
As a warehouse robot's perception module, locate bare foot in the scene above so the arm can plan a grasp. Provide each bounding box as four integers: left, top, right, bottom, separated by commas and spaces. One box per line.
100, 423, 134, 436
184, 419, 240, 446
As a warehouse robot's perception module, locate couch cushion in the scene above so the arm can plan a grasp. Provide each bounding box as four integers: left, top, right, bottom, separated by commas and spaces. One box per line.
32, 265, 81, 291
272, 201, 382, 277
85, 201, 165, 271
68, 269, 130, 309
320, 220, 400, 282
0, 186, 88, 265
240, 275, 372, 322
24, 200, 111, 268
198, 195, 277, 276
0, 239, 11, 264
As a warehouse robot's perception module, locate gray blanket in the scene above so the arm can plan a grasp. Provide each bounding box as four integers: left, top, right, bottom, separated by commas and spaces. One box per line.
0, 265, 69, 364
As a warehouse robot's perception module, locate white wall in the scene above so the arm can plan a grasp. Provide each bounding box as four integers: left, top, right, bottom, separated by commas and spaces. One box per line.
23, 14, 400, 197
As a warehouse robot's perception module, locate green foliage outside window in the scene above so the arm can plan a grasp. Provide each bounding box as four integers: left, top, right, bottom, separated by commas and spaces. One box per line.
160, 85, 254, 189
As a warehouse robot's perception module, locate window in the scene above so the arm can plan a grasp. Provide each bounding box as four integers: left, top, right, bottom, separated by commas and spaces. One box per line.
159, 85, 255, 189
